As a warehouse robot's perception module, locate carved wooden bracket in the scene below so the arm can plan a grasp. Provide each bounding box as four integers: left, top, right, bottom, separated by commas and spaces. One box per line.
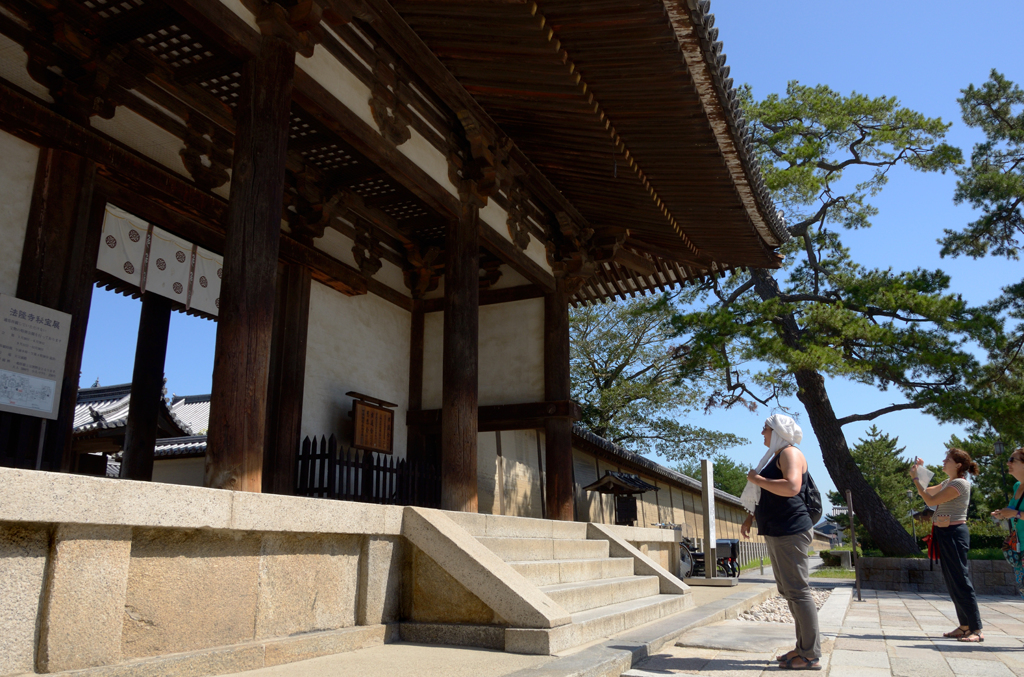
505, 180, 531, 252
404, 244, 441, 298
255, 1, 372, 56
546, 212, 596, 282
180, 123, 232, 191
352, 218, 383, 278
447, 110, 513, 209
479, 259, 503, 289
368, 45, 413, 146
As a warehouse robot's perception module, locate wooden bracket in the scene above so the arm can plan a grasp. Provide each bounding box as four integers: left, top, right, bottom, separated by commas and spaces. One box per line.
403, 244, 441, 298
505, 180, 531, 252
368, 45, 413, 145
478, 259, 503, 289
180, 124, 232, 191
351, 218, 383, 277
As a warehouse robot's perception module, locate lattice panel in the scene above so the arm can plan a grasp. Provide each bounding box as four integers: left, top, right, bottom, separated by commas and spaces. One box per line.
198, 71, 243, 108
289, 111, 359, 173
136, 24, 216, 72
350, 177, 397, 200
83, 0, 145, 20
410, 222, 445, 244
380, 200, 429, 222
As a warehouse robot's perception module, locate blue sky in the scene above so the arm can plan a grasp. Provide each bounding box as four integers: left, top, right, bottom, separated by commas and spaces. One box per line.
79, 0, 1023, 510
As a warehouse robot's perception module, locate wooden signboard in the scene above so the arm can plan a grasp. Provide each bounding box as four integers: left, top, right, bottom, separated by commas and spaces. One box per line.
348, 391, 396, 454
0, 294, 72, 420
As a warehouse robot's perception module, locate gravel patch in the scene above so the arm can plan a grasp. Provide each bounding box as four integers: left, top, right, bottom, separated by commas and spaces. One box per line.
738, 588, 832, 623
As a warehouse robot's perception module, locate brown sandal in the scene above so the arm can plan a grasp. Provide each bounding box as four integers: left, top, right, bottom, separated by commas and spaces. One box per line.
943, 626, 968, 638
958, 632, 984, 643
777, 650, 799, 663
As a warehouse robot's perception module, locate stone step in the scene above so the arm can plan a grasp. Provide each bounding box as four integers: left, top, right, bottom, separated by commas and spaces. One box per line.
477, 536, 609, 562
509, 557, 635, 586
540, 575, 661, 614
505, 593, 694, 655
446, 512, 588, 540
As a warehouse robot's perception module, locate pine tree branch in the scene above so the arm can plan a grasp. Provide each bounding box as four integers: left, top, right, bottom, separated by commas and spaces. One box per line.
837, 402, 923, 426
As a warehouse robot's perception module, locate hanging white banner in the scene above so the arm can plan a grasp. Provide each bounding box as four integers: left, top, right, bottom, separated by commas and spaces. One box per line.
96, 205, 222, 316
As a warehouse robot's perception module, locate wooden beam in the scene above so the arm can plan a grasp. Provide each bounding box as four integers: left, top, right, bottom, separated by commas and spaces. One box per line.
120, 293, 173, 481
407, 400, 581, 432
263, 261, 312, 495
545, 279, 574, 521
5, 150, 103, 472
206, 35, 296, 493
420, 283, 543, 313
441, 208, 478, 512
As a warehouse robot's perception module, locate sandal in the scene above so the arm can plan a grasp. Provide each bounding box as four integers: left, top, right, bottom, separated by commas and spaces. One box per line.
958, 632, 984, 643
777, 650, 799, 663
943, 626, 969, 638
780, 656, 821, 670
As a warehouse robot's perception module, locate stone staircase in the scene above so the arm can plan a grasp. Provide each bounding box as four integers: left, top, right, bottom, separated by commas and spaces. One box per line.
447, 513, 693, 654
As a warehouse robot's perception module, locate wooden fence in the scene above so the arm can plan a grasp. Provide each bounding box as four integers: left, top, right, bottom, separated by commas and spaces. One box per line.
295, 435, 441, 508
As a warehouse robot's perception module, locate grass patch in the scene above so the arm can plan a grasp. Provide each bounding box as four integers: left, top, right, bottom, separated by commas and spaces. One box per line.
740, 557, 770, 571
811, 567, 856, 579
967, 547, 1006, 560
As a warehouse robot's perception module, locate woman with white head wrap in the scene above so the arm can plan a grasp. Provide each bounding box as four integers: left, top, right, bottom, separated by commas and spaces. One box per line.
740, 414, 820, 670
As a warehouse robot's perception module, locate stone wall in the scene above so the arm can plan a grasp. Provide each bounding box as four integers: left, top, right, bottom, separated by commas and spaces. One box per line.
0, 468, 405, 676
0, 467, 687, 676
858, 557, 1017, 596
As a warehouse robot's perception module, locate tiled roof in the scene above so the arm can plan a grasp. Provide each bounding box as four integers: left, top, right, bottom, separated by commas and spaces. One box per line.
572, 424, 746, 509
154, 435, 207, 458
169, 395, 211, 435
74, 384, 195, 436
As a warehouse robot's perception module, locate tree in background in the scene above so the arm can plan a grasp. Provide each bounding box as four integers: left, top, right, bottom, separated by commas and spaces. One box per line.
674, 455, 752, 497
940, 70, 1024, 443
570, 295, 746, 462
671, 82, 997, 555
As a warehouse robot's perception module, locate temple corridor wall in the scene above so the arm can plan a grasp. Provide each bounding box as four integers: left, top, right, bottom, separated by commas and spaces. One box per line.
302, 281, 412, 457
422, 297, 545, 410
0, 130, 38, 297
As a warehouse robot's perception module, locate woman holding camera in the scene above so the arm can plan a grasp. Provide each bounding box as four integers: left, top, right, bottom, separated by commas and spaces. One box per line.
990, 447, 1024, 599
910, 448, 982, 643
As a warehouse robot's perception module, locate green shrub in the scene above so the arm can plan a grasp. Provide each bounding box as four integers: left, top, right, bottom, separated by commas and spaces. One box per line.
820, 551, 841, 567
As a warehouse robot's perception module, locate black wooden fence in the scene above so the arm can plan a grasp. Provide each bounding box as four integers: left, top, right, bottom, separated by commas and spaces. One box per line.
295, 435, 441, 508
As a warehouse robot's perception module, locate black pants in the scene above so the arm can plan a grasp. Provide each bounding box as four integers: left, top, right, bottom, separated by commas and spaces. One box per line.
934, 523, 982, 631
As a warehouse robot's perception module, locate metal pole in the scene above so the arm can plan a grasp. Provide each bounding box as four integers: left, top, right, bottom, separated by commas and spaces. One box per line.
907, 489, 917, 542
847, 489, 862, 602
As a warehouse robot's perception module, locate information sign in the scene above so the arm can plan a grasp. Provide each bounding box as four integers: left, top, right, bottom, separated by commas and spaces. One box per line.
0, 294, 71, 419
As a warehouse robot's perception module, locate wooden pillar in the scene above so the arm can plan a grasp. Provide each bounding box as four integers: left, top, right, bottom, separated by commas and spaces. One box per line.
406, 304, 427, 464
120, 292, 173, 481
262, 261, 311, 494
545, 279, 574, 520
0, 149, 100, 471
441, 207, 479, 512
205, 36, 295, 492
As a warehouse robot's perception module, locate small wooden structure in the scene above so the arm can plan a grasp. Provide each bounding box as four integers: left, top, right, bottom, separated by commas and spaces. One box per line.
583, 471, 659, 526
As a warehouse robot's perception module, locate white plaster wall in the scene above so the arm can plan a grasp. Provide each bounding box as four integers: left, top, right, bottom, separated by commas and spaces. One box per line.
399, 127, 456, 197
0, 33, 53, 102
302, 281, 411, 458
476, 431, 499, 515
0, 130, 39, 297
500, 429, 544, 519
422, 298, 544, 410
479, 299, 543, 406
152, 457, 205, 487
91, 108, 189, 179
297, 47, 376, 131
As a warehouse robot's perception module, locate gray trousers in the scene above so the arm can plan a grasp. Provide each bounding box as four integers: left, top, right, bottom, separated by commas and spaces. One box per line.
766, 529, 821, 659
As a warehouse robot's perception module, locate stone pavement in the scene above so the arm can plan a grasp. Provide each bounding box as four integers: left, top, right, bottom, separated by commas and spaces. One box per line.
624, 589, 1024, 676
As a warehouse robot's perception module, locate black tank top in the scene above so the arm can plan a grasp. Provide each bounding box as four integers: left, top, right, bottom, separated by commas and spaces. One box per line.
754, 450, 814, 537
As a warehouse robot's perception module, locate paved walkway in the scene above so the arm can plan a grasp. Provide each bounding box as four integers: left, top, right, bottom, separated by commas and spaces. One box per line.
625, 589, 1024, 676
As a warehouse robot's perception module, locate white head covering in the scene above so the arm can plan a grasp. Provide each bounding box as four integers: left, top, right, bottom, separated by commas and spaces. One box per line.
740, 414, 804, 515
